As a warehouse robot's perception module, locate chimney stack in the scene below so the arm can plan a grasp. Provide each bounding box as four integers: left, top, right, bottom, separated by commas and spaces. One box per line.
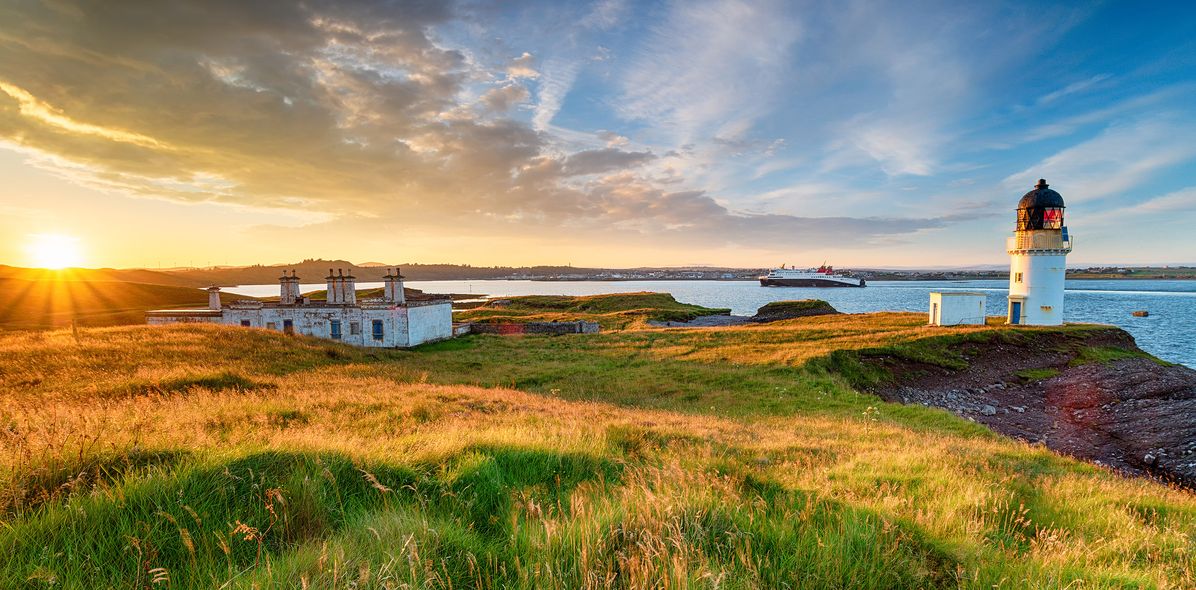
383, 267, 406, 304
206, 286, 222, 311
279, 270, 300, 305
343, 268, 357, 305
326, 268, 339, 304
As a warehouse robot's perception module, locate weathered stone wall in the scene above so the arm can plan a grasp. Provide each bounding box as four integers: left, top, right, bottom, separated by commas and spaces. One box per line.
405, 301, 454, 346
146, 314, 220, 325
468, 321, 600, 335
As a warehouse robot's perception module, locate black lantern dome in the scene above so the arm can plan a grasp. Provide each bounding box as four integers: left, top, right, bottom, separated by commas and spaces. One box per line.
1016, 179, 1065, 231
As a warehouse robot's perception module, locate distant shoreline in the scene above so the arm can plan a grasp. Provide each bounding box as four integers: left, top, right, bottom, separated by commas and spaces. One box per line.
519, 276, 1196, 282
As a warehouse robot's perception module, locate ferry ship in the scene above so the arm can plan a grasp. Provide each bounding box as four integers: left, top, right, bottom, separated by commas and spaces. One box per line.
759, 265, 866, 288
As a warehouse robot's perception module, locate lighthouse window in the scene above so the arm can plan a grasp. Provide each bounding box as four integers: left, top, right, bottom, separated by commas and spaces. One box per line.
1042, 208, 1063, 229
1015, 272, 1023, 283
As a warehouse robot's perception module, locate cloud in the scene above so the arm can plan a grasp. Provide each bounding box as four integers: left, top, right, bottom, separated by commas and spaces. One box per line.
1005, 116, 1196, 203
846, 123, 935, 176
506, 52, 539, 79
580, 0, 627, 30
1135, 187, 1196, 213
1020, 87, 1187, 142
0, 0, 968, 257
531, 59, 580, 131
562, 148, 656, 176
478, 82, 530, 113
1037, 73, 1112, 106
0, 82, 172, 150
618, 0, 800, 145
1079, 186, 1196, 228
596, 130, 629, 147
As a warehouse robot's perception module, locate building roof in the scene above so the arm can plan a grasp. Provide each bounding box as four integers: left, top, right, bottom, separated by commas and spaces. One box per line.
1018, 179, 1065, 210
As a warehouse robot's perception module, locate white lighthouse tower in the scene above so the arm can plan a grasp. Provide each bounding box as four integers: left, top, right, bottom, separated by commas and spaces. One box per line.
1006, 179, 1072, 325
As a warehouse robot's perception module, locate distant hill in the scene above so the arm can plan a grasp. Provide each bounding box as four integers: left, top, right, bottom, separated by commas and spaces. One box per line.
0, 273, 246, 330
0, 265, 204, 287
157, 259, 607, 285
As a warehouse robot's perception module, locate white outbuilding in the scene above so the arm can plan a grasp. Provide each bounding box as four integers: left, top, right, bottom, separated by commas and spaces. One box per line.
146, 267, 453, 348
928, 292, 987, 326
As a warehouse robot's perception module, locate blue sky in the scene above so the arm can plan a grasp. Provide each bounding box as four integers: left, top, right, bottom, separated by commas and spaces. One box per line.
1, 0, 1194, 267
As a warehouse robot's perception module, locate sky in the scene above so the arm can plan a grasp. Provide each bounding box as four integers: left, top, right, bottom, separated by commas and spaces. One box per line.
1, 0, 1194, 270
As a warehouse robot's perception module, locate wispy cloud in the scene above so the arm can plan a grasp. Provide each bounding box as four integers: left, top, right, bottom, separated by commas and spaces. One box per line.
580, 0, 627, 30
618, 0, 799, 145
1005, 116, 1196, 203
1079, 186, 1196, 227
0, 82, 172, 149
1037, 73, 1112, 105
1020, 86, 1190, 142
531, 59, 580, 131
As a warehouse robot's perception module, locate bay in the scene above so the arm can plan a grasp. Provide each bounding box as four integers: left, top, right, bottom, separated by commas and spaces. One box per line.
221, 279, 1195, 368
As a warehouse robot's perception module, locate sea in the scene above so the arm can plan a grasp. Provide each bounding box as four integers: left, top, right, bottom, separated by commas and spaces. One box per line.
221, 279, 1195, 368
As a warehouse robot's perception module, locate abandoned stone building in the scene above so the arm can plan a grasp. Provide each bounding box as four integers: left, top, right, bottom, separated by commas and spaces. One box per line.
146, 268, 453, 347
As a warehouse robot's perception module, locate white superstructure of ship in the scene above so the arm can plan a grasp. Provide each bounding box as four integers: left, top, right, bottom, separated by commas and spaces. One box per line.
759, 264, 865, 288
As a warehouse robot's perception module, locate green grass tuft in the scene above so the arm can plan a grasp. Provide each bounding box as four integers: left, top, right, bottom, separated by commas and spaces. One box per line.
1016, 367, 1060, 381
1070, 345, 1171, 367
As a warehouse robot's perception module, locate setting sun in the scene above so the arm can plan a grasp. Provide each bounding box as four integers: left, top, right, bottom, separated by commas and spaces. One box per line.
25, 233, 84, 269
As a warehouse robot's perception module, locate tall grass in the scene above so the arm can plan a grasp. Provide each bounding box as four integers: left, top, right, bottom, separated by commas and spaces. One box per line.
0, 319, 1191, 588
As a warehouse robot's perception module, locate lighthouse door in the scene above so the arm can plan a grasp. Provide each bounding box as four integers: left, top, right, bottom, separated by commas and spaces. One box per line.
1010, 302, 1022, 325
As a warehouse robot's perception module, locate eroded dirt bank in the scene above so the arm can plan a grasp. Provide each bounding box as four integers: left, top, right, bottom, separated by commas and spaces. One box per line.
867, 329, 1196, 488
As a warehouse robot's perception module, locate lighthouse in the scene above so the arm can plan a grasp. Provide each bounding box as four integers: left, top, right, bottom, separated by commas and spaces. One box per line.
1006, 179, 1072, 325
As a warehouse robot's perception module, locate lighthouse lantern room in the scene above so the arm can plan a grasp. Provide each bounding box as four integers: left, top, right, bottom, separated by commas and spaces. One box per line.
1006, 179, 1072, 325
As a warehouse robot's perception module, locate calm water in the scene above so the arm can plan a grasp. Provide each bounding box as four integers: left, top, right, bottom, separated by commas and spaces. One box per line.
223, 279, 1195, 368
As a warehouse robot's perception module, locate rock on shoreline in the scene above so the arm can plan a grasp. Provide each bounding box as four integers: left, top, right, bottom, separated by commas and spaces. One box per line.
872, 329, 1196, 488
652, 299, 840, 327
750, 300, 840, 322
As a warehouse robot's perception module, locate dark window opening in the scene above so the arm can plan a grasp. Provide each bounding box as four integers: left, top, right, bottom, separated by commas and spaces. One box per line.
283, 319, 294, 335
372, 319, 384, 341
240, 320, 251, 327
330, 320, 342, 340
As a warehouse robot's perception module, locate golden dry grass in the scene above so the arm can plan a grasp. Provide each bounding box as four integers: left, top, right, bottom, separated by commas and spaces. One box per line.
0, 321, 1192, 588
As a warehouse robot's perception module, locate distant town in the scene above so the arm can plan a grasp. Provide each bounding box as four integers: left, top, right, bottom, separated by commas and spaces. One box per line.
125, 261, 1196, 285
497, 266, 1196, 282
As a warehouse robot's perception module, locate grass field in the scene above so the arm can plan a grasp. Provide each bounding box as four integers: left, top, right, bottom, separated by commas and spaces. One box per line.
0, 296, 1193, 588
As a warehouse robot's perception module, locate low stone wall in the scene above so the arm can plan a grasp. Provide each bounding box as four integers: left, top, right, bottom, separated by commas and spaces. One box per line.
467, 321, 600, 335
